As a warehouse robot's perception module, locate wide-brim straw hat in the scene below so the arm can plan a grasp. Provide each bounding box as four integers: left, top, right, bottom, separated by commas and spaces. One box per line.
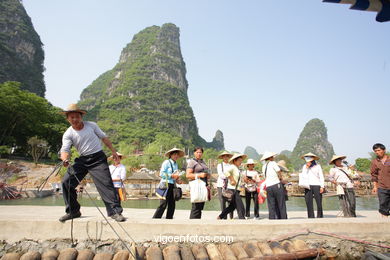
229, 153, 248, 164
277, 160, 289, 172
60, 103, 87, 115
329, 155, 347, 165
260, 151, 278, 161
164, 148, 185, 158
301, 152, 320, 161
218, 150, 233, 159
244, 158, 258, 165
108, 152, 126, 160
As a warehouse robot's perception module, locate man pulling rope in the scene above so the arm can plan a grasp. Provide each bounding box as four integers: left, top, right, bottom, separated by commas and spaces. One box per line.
59, 103, 125, 222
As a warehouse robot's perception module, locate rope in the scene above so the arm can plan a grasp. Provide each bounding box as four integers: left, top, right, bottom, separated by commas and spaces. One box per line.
86, 221, 104, 251
269, 228, 390, 249
37, 161, 62, 192
67, 164, 136, 258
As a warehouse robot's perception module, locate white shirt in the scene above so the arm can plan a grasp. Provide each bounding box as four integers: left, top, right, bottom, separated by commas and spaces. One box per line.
109, 164, 126, 188
329, 167, 357, 189
262, 161, 281, 187
243, 170, 260, 182
217, 162, 231, 187
60, 121, 107, 156
301, 164, 324, 188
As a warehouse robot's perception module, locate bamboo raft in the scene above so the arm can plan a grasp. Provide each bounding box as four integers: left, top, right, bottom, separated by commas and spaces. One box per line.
0, 240, 325, 260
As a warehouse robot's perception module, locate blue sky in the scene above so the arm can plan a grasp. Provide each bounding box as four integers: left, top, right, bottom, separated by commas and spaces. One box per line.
23, 0, 389, 161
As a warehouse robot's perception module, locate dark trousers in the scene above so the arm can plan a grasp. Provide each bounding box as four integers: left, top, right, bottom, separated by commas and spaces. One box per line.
267, 183, 287, 219
245, 190, 259, 218
378, 188, 390, 216
217, 187, 233, 219
304, 185, 323, 218
190, 202, 205, 219
219, 190, 245, 219
62, 151, 122, 216
153, 183, 176, 219
339, 188, 356, 217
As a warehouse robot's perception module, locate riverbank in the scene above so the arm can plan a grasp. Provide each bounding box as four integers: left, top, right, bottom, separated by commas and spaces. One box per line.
0, 206, 388, 242
1, 206, 389, 259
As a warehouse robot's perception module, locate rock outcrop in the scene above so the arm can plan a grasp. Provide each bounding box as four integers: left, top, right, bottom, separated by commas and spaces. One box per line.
0, 0, 45, 97
79, 23, 223, 148
291, 118, 335, 169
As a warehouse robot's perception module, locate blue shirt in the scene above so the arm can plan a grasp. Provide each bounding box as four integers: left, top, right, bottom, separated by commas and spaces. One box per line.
160, 159, 179, 184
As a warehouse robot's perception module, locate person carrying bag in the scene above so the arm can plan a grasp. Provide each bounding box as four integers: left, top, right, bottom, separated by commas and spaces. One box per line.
261, 152, 287, 220
243, 159, 260, 219
153, 148, 185, 219
217, 153, 247, 220
186, 147, 210, 219
329, 155, 358, 217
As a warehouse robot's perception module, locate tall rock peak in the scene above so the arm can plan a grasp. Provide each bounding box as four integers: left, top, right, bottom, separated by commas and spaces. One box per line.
79, 23, 223, 149
0, 0, 45, 96
208, 130, 225, 151
291, 118, 335, 169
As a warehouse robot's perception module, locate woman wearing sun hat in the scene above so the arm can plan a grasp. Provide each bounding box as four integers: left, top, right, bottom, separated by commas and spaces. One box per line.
153, 148, 185, 219
217, 151, 234, 219
217, 153, 247, 220
329, 155, 359, 217
261, 152, 287, 219
109, 152, 127, 201
300, 153, 324, 218
243, 159, 261, 219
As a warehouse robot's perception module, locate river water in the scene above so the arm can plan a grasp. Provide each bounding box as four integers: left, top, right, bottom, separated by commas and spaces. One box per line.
0, 195, 379, 211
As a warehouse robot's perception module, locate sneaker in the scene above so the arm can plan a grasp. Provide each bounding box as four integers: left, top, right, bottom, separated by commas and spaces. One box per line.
59, 212, 81, 222
254, 216, 260, 220
110, 213, 126, 222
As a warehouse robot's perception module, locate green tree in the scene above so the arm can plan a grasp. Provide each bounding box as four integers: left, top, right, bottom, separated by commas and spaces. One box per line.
0, 81, 68, 156
355, 158, 372, 173
144, 132, 186, 155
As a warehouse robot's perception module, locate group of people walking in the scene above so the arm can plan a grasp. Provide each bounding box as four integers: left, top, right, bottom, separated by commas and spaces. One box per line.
58, 104, 390, 223
152, 147, 364, 221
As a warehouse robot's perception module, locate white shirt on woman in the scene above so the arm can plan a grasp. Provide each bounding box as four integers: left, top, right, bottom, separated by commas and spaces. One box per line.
217, 162, 230, 188
329, 167, 357, 189
244, 170, 260, 182
301, 164, 324, 188
262, 161, 281, 187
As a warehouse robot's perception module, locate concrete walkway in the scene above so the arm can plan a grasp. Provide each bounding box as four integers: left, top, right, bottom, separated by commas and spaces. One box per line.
0, 206, 389, 243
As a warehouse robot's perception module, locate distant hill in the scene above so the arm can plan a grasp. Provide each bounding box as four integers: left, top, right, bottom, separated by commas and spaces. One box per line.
244, 146, 261, 160
0, 0, 45, 96
291, 118, 335, 169
78, 23, 223, 149
280, 150, 292, 157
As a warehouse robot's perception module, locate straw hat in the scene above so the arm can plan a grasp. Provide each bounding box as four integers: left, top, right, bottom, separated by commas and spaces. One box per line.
108, 152, 126, 161
244, 159, 258, 165
301, 152, 320, 161
277, 160, 289, 172
60, 103, 87, 115
164, 147, 185, 158
229, 153, 248, 164
329, 155, 347, 165
260, 151, 278, 161
217, 150, 233, 159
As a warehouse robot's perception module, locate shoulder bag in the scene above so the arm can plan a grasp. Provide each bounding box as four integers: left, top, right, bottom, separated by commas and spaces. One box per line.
168, 160, 182, 201
222, 169, 241, 202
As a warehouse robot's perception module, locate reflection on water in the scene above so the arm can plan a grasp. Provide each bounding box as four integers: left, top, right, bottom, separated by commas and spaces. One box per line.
0, 195, 379, 211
